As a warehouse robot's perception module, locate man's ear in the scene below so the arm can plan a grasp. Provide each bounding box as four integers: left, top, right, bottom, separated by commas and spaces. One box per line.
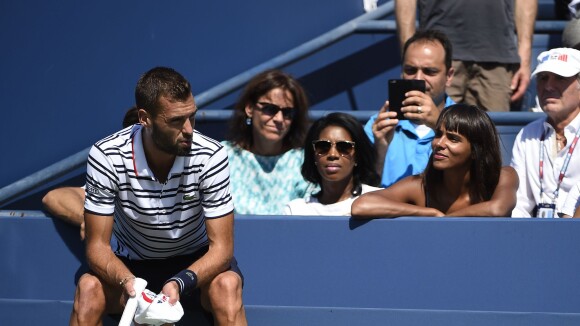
446, 67, 455, 87
138, 108, 150, 126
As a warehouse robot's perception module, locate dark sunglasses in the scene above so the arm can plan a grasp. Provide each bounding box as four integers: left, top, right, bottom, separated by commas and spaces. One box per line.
312, 140, 356, 156
255, 102, 295, 120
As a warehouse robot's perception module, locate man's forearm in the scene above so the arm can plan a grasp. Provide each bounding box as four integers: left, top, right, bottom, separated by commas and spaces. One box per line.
395, 0, 418, 50
183, 214, 234, 287
84, 212, 132, 287
186, 243, 232, 287
374, 143, 388, 179
515, 0, 537, 67
87, 242, 133, 287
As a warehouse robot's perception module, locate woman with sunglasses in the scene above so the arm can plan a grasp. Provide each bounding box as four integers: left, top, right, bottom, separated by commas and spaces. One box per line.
352, 104, 519, 218
284, 112, 381, 215
222, 69, 314, 214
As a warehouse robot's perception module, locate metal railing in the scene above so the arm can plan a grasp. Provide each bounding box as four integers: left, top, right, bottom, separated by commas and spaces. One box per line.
0, 2, 396, 207
194, 1, 395, 108
0, 1, 567, 207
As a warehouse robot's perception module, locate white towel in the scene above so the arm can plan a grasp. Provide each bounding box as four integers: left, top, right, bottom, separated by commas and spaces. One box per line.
134, 289, 184, 326
118, 278, 148, 326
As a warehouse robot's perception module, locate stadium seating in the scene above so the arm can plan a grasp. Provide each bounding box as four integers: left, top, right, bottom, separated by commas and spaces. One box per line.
0, 1, 576, 325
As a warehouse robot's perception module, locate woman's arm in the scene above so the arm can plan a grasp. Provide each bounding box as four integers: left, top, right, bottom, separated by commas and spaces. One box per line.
351, 175, 444, 219
447, 166, 519, 217
573, 206, 580, 218
42, 187, 85, 226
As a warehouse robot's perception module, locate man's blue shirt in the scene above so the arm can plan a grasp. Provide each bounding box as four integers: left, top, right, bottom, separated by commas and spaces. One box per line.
364, 96, 456, 187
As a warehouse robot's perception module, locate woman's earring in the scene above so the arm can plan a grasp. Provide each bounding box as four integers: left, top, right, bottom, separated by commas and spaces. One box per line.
246, 117, 252, 126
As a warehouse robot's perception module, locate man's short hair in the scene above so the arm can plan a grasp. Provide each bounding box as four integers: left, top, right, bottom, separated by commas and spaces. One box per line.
402, 29, 453, 71
135, 67, 192, 117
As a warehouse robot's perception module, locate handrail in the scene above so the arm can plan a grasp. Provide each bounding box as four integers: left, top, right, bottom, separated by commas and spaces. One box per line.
194, 1, 395, 108
0, 148, 90, 207
354, 20, 567, 34
0, 1, 566, 207
0, 2, 396, 207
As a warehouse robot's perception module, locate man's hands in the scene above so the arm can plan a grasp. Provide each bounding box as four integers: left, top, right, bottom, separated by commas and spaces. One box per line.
120, 277, 180, 308
161, 281, 181, 305
372, 101, 398, 148
510, 64, 531, 102
371, 101, 398, 178
400, 90, 441, 129
120, 276, 137, 306
373, 90, 441, 144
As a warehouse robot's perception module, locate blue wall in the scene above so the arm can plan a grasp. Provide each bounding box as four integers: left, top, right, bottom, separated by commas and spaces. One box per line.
0, 0, 396, 189
0, 0, 565, 201
2, 214, 580, 325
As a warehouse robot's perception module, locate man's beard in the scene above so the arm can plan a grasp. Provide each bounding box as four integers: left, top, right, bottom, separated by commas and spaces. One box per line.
151, 123, 191, 156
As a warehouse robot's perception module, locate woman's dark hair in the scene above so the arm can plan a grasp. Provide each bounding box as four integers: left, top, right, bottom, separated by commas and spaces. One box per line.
225, 69, 310, 150
122, 106, 139, 128
423, 104, 502, 204
302, 112, 380, 195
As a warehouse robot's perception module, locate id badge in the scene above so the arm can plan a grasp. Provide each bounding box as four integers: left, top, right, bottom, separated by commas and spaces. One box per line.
536, 203, 556, 218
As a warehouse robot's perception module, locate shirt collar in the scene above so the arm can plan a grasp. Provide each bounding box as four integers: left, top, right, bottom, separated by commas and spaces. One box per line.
397, 120, 435, 140
542, 111, 580, 135
132, 125, 185, 180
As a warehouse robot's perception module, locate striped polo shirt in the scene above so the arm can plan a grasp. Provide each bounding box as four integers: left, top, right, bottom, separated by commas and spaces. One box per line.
85, 124, 234, 260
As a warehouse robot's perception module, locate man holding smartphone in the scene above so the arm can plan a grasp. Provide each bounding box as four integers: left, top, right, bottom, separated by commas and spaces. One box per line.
364, 29, 455, 187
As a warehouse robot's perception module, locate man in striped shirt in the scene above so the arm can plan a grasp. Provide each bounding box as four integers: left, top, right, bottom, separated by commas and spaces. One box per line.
70, 67, 247, 325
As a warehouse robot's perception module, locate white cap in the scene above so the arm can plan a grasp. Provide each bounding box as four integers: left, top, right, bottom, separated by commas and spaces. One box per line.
531, 48, 580, 78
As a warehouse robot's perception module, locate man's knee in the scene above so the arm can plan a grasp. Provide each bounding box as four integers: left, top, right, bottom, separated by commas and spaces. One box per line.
78, 273, 103, 292
72, 274, 107, 320
204, 271, 246, 325
208, 271, 243, 299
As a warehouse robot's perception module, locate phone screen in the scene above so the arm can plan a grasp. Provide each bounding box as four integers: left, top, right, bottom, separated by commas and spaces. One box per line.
388, 79, 426, 120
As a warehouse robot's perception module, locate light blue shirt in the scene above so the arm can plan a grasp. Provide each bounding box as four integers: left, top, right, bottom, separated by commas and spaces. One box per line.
364, 96, 455, 187
221, 141, 314, 215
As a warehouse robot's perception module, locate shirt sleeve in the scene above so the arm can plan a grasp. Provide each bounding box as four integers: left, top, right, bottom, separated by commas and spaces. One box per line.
199, 145, 235, 218
363, 114, 378, 144
84, 144, 119, 215
510, 129, 534, 217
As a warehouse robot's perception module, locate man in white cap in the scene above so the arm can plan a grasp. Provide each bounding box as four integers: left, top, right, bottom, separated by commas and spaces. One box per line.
511, 47, 580, 217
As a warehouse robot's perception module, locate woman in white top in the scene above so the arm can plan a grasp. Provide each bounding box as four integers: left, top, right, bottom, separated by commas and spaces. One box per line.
285, 112, 381, 215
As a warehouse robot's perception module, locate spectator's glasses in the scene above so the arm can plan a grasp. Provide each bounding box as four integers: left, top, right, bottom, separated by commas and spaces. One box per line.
312, 140, 356, 157
255, 102, 295, 120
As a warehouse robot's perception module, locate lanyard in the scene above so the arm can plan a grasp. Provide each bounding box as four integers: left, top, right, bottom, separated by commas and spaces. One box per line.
539, 128, 580, 203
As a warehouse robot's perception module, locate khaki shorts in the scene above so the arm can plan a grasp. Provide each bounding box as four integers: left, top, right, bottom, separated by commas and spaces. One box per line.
447, 60, 518, 112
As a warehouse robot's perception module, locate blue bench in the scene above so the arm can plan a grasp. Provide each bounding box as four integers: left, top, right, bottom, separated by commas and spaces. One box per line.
2, 212, 580, 325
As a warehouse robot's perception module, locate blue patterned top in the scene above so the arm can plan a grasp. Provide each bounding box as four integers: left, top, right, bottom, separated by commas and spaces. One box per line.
221, 141, 313, 215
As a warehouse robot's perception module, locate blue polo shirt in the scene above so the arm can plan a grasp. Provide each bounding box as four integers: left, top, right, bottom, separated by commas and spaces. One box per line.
364, 96, 455, 187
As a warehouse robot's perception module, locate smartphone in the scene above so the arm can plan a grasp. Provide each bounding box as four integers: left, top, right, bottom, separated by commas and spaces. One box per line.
388, 79, 426, 120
